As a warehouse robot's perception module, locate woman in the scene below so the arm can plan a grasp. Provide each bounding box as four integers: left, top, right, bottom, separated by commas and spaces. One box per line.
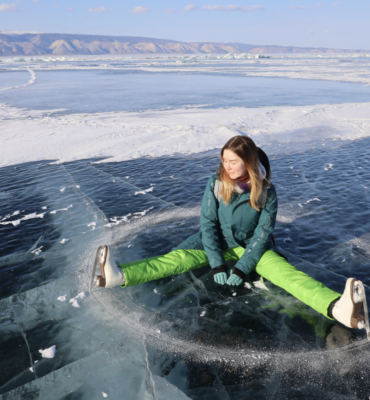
94, 136, 367, 332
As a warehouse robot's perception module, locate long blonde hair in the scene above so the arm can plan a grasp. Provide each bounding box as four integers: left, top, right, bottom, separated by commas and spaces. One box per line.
217, 136, 270, 211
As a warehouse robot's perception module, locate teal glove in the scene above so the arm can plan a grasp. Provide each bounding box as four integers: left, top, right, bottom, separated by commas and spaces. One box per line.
214, 272, 227, 285
227, 273, 243, 286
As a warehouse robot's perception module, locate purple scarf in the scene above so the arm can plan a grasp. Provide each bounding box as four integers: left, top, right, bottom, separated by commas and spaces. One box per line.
235, 173, 250, 191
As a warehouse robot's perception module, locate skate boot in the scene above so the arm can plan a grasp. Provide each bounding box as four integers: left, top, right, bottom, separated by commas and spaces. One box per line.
90, 245, 125, 292
332, 278, 370, 338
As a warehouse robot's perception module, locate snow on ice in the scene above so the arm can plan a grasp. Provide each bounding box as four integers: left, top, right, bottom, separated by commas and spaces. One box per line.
39, 345, 56, 359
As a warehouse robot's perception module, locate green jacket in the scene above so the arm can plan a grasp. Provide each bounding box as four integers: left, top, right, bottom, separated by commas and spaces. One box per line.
200, 174, 278, 275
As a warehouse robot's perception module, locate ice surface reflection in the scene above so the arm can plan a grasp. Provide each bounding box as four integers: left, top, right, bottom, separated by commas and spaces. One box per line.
1, 71, 370, 114
1, 138, 370, 399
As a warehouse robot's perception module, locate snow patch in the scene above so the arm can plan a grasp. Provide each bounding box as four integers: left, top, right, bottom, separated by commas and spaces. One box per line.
39, 345, 56, 359
104, 214, 131, 228
135, 187, 154, 195
133, 207, 154, 217
0, 212, 46, 227
50, 204, 73, 214
31, 246, 43, 255
69, 292, 87, 308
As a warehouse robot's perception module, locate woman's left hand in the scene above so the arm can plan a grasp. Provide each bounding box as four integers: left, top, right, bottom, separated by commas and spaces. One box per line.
227, 273, 243, 286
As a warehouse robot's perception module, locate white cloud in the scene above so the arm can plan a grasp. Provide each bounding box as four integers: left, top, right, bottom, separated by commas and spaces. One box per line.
0, 3, 18, 12
290, 5, 307, 9
305, 30, 314, 34
87, 6, 113, 13
30, 0, 40, 2
313, 2, 324, 6
324, 29, 330, 33
164, 4, 198, 13
183, 4, 198, 11
200, 5, 264, 11
67, 7, 74, 11
333, 1, 341, 5
131, 6, 151, 14
165, 4, 264, 14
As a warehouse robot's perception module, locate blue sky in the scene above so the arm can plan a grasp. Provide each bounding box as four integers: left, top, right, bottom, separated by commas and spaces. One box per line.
0, 0, 369, 49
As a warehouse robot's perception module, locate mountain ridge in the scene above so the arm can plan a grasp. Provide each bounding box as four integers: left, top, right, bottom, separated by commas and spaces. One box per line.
0, 32, 368, 56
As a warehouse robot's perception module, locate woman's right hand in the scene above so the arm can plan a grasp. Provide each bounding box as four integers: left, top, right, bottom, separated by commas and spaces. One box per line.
214, 272, 228, 285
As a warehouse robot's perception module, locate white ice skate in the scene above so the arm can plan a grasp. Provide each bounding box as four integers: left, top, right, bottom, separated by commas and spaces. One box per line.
89, 245, 125, 292
332, 278, 370, 339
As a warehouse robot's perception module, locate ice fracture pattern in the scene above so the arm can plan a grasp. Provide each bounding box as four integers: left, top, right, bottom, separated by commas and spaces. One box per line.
1, 137, 370, 399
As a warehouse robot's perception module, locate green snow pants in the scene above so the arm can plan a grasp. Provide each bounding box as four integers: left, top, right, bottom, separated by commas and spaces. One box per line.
119, 247, 341, 319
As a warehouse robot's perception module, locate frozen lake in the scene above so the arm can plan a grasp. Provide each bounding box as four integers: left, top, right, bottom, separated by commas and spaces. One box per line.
1, 70, 370, 113
1, 54, 370, 399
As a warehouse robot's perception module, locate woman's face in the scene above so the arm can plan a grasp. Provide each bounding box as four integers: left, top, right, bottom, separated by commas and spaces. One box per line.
223, 149, 247, 179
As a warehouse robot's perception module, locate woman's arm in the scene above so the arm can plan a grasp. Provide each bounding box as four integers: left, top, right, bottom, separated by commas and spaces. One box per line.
234, 184, 278, 276
200, 175, 226, 269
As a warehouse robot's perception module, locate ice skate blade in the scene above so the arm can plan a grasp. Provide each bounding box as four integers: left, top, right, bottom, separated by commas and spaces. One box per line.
357, 281, 370, 340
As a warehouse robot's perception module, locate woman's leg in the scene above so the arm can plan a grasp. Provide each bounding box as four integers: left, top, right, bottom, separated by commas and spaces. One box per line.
118, 232, 245, 288
255, 250, 341, 318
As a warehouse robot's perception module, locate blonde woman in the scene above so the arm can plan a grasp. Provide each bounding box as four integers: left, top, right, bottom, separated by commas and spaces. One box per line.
93, 136, 368, 333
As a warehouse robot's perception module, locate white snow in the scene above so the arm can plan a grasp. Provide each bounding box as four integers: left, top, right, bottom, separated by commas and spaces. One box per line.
134, 207, 154, 217
0, 210, 20, 221
104, 214, 131, 228
57, 295, 67, 301
31, 246, 43, 255
135, 187, 154, 195
50, 205, 73, 214
39, 345, 56, 359
60, 238, 69, 244
0, 211, 46, 227
305, 198, 321, 204
69, 292, 87, 308
1, 101, 370, 168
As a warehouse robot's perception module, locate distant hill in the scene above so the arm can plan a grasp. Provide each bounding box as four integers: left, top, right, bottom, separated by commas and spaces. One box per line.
0, 32, 368, 56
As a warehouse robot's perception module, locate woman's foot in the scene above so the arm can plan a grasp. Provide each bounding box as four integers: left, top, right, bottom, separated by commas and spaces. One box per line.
332, 278, 366, 329
96, 245, 125, 288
